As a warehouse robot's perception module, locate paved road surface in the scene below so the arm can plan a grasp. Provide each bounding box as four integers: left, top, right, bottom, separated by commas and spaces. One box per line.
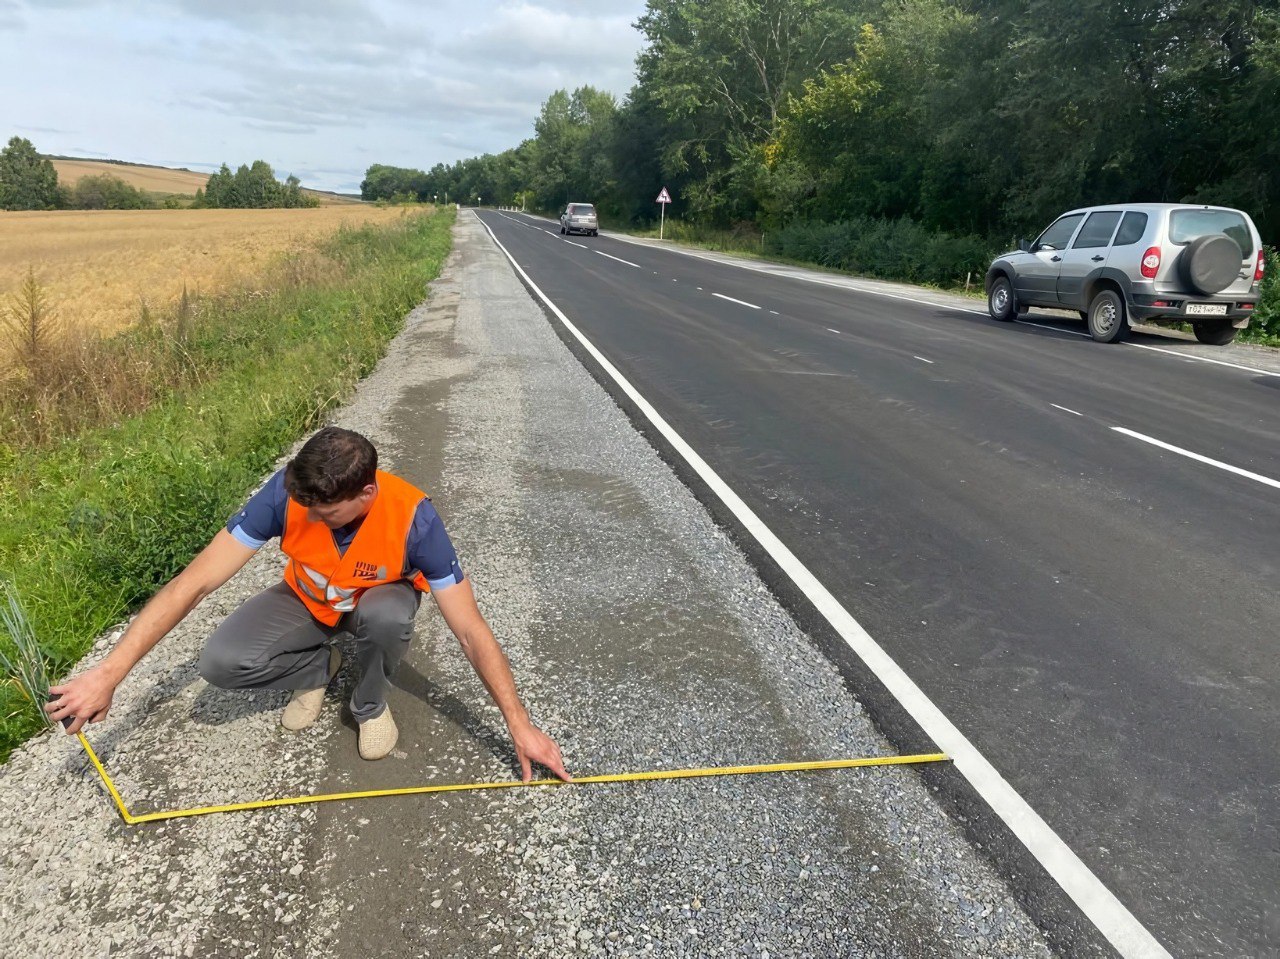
476, 209, 1280, 958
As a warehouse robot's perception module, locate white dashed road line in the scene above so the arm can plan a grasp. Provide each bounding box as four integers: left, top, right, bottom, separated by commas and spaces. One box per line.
712, 292, 761, 310
600, 231, 1274, 382
595, 251, 641, 269
1112, 428, 1280, 490
1051, 404, 1083, 416
913, 356, 934, 364
565, 239, 588, 249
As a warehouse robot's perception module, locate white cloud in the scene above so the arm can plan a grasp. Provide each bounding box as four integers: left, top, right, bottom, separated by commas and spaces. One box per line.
1, 0, 648, 192
0, 0, 24, 29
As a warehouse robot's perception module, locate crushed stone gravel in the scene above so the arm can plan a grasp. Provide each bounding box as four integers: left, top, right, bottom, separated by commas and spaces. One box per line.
0, 214, 1060, 958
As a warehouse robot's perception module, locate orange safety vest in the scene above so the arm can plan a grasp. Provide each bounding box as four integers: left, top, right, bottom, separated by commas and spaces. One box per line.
281, 470, 431, 625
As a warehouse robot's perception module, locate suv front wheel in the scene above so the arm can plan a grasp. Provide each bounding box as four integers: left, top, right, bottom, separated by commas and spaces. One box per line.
988, 276, 1017, 322
1087, 289, 1128, 343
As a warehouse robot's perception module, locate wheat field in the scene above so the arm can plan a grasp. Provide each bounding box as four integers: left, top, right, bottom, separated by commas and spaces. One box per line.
50, 159, 212, 196
0, 206, 410, 340
49, 158, 359, 204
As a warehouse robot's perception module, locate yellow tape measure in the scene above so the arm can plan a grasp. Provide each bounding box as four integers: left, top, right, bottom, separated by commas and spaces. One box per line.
75, 732, 948, 825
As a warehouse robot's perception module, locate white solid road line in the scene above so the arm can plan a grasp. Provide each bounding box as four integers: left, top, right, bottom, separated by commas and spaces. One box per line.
712, 292, 761, 309
596, 250, 641, 269
913, 356, 935, 364
475, 214, 1171, 959
1017, 319, 1091, 338
1113, 428, 1280, 490
1124, 341, 1279, 377
1051, 404, 1083, 416
496, 211, 539, 231
543, 230, 557, 236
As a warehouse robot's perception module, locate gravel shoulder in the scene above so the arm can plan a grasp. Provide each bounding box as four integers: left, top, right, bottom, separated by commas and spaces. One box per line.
1, 215, 1059, 958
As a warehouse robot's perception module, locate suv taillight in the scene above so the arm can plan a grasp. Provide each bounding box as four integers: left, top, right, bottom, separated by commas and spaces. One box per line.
1140, 247, 1161, 279
1255, 251, 1266, 282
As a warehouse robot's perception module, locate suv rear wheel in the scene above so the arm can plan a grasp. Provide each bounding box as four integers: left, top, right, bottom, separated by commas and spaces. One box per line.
988, 276, 1017, 321
1193, 322, 1238, 346
1087, 289, 1128, 343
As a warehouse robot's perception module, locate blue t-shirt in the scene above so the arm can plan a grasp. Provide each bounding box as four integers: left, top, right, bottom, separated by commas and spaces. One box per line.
226, 470, 465, 591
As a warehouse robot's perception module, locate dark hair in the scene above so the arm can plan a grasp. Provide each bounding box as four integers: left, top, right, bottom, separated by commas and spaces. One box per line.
284, 427, 378, 505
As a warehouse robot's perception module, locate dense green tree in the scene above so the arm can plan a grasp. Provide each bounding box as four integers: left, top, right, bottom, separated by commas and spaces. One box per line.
0, 137, 61, 211
196, 160, 317, 208
634, 0, 865, 221
372, 0, 1280, 252
528, 86, 619, 209
360, 163, 429, 201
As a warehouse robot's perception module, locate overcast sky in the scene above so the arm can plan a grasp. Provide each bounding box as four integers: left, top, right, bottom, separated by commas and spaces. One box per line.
0, 0, 648, 193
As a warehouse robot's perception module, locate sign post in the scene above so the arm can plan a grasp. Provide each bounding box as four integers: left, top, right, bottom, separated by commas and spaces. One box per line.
656, 186, 672, 240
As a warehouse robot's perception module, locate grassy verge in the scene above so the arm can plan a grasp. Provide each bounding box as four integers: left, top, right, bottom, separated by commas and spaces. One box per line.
0, 207, 455, 761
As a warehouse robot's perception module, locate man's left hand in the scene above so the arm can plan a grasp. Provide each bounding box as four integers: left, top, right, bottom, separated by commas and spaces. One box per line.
511, 722, 572, 783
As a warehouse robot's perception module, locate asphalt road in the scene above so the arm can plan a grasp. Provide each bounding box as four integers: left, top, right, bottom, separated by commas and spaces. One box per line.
476, 210, 1280, 958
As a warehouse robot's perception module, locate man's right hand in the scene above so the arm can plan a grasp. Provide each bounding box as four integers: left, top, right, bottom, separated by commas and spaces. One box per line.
45, 662, 122, 734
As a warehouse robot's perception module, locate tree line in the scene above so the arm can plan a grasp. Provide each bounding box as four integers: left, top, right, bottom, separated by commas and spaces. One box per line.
363, 0, 1280, 272
194, 161, 318, 209
0, 137, 317, 210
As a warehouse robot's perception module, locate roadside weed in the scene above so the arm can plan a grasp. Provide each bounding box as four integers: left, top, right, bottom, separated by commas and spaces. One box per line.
0, 580, 53, 730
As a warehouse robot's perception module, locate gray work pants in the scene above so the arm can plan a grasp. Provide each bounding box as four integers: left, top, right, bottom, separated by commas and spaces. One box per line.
198, 580, 421, 722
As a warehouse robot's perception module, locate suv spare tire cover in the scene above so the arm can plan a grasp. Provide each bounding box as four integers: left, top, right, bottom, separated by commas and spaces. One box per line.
1178, 234, 1242, 295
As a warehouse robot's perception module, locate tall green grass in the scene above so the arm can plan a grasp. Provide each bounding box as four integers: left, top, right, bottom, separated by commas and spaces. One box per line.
0, 208, 455, 761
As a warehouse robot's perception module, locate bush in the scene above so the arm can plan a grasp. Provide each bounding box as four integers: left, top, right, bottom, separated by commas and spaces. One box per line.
66, 174, 156, 210
765, 215, 995, 287
1245, 246, 1279, 342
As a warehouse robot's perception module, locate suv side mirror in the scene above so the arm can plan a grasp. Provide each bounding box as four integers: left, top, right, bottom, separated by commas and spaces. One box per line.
1018, 238, 1032, 253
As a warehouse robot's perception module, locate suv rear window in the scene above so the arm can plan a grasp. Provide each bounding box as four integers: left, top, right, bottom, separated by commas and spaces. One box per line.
1071, 211, 1122, 249
1112, 212, 1148, 246
568, 204, 596, 215
1169, 209, 1253, 257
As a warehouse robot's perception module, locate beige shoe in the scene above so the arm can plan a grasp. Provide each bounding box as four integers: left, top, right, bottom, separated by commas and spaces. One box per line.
281, 646, 341, 731
358, 705, 398, 760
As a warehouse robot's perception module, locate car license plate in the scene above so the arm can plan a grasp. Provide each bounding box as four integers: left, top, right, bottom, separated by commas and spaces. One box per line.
1185, 303, 1228, 316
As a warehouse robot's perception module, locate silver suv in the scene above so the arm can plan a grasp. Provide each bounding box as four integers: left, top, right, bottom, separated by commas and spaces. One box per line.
560, 202, 599, 237
986, 203, 1265, 344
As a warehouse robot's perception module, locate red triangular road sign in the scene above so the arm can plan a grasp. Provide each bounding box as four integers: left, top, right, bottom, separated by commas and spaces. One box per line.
656, 187, 672, 204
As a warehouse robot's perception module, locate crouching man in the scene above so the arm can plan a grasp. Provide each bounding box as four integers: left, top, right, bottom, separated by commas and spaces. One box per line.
47, 426, 570, 778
